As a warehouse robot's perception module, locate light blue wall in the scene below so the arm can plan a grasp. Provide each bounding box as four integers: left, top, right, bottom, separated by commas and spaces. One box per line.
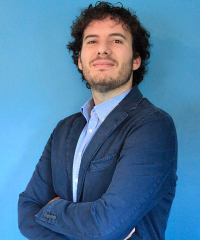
0, 1, 199, 239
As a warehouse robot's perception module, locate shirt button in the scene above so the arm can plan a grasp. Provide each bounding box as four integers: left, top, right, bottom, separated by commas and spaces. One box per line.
79, 152, 81, 156
75, 179, 78, 183
89, 129, 93, 133
102, 118, 105, 122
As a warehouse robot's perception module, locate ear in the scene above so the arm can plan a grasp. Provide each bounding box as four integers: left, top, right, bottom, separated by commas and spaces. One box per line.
132, 56, 141, 71
78, 52, 82, 71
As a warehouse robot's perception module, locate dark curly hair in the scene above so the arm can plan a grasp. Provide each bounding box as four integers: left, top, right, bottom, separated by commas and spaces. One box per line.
67, 1, 151, 88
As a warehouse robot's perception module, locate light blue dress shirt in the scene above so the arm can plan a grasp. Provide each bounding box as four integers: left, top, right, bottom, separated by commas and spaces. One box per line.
72, 89, 131, 202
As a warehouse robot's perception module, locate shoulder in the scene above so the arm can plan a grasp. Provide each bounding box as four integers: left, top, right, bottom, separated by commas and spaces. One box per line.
56, 112, 83, 129
49, 112, 84, 140
125, 97, 177, 152
129, 97, 176, 128
123, 98, 178, 164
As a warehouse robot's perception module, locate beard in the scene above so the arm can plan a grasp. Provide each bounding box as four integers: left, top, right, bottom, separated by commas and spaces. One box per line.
81, 57, 134, 93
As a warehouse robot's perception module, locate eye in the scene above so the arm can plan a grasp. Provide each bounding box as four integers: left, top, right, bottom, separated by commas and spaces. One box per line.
87, 40, 96, 44
113, 39, 122, 44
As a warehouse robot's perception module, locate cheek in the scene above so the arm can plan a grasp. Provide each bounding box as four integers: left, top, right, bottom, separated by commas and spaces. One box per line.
83, 48, 97, 62
116, 47, 132, 58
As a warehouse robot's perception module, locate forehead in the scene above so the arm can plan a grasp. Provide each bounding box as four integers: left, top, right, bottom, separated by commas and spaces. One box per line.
83, 17, 131, 39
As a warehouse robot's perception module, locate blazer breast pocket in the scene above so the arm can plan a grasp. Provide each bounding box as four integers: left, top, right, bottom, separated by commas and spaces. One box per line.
89, 154, 118, 171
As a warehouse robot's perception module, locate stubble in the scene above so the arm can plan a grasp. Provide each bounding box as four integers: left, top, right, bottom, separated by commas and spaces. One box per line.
81, 57, 134, 93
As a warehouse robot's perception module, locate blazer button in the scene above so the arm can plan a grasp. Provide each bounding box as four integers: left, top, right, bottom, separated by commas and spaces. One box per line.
48, 214, 56, 220
43, 213, 49, 218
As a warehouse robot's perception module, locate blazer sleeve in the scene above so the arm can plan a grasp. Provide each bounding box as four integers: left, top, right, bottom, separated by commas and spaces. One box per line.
34, 112, 178, 240
18, 131, 70, 240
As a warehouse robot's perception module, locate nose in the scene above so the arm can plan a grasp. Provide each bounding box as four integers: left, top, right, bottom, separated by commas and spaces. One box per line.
96, 41, 111, 56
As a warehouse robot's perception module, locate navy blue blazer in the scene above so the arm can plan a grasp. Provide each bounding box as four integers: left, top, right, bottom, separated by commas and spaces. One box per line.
18, 86, 178, 240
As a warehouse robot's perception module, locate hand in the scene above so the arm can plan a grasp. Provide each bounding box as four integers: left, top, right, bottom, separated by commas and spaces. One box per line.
47, 196, 61, 205
124, 228, 135, 240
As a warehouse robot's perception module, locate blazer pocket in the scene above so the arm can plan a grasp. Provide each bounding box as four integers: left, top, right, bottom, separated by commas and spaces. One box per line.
89, 154, 118, 171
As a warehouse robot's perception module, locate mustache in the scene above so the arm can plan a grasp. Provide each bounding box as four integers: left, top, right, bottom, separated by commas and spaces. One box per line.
90, 57, 118, 65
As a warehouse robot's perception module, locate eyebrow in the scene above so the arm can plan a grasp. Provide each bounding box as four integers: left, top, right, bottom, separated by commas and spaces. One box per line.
83, 33, 127, 42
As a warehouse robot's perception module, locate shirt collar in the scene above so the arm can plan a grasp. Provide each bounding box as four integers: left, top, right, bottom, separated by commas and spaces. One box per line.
81, 98, 94, 122
81, 89, 131, 123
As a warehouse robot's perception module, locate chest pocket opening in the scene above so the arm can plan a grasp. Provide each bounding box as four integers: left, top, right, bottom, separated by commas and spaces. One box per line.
89, 154, 118, 171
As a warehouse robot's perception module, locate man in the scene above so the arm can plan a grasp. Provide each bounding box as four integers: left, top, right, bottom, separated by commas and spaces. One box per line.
18, 2, 178, 240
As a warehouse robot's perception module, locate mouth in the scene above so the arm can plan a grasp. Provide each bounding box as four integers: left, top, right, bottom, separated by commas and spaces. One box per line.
92, 60, 115, 69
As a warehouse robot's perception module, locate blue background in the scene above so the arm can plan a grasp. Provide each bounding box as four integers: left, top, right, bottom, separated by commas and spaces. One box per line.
0, 0, 199, 239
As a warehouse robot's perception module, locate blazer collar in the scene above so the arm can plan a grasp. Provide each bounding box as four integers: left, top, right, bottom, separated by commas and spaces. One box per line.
118, 85, 143, 112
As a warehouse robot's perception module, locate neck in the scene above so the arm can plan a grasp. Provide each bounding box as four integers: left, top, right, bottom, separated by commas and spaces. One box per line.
91, 81, 132, 105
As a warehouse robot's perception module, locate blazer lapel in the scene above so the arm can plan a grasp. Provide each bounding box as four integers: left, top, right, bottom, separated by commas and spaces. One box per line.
65, 114, 86, 199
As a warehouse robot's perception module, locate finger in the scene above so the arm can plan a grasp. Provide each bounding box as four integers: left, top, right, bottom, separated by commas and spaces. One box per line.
124, 228, 135, 240
47, 197, 61, 204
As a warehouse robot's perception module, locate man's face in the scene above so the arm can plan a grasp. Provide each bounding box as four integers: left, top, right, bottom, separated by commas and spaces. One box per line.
78, 17, 140, 93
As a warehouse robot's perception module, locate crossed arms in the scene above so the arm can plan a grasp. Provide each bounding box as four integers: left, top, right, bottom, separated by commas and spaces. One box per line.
18, 110, 177, 240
